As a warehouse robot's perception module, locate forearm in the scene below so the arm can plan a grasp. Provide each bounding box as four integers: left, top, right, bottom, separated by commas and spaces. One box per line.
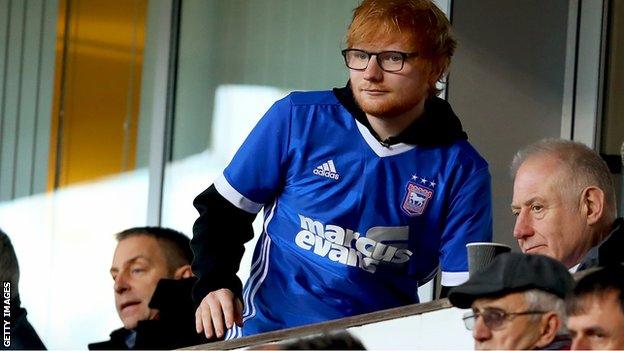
191, 184, 256, 303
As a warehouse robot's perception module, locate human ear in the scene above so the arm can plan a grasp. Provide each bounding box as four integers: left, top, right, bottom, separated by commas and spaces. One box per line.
580, 186, 605, 226
534, 312, 560, 348
173, 264, 193, 279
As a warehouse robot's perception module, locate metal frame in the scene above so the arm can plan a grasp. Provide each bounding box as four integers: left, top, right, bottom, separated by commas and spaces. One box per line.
561, 0, 580, 141
562, 0, 609, 149
146, 0, 177, 225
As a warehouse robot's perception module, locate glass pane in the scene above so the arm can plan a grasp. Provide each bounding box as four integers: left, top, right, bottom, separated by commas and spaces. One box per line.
0, 0, 151, 348
161, 0, 358, 285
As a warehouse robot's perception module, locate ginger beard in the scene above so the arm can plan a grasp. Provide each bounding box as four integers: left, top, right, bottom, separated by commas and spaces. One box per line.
348, 40, 436, 120
351, 81, 428, 119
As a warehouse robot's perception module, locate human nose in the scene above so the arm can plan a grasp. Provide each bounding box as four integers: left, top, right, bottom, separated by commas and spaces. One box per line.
513, 210, 534, 240
363, 55, 383, 81
114, 272, 130, 294
570, 335, 589, 350
472, 315, 492, 342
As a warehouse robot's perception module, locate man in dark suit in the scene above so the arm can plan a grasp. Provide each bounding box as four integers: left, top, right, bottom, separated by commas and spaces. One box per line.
89, 227, 211, 350
511, 139, 623, 271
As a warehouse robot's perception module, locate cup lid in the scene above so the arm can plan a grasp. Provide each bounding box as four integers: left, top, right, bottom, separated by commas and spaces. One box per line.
465, 242, 512, 248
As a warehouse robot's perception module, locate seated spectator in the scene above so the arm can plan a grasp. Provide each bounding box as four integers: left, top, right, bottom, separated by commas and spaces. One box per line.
0, 229, 46, 350
448, 253, 574, 350
566, 265, 624, 349
89, 227, 210, 350
511, 139, 622, 271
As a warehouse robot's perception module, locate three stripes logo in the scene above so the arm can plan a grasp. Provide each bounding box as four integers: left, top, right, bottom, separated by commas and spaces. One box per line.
313, 160, 340, 180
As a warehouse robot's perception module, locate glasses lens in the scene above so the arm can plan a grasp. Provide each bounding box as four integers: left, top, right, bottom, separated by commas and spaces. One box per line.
482, 310, 507, 329
462, 312, 476, 331
344, 50, 369, 70
378, 51, 404, 72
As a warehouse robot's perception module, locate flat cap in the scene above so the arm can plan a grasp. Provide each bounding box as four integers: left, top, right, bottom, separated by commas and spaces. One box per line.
448, 253, 574, 308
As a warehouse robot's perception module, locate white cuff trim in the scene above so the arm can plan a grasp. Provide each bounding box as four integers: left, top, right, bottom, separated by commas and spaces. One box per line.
214, 174, 264, 214
441, 271, 469, 286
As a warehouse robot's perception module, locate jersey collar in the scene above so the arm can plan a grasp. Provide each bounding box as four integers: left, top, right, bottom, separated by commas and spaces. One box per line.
332, 82, 468, 147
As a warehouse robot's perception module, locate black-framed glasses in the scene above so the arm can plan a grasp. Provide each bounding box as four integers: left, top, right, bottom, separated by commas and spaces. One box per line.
341, 49, 418, 72
462, 308, 547, 331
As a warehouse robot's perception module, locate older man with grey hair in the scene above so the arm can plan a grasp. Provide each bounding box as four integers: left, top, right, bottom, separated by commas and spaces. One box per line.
449, 253, 574, 350
510, 138, 623, 271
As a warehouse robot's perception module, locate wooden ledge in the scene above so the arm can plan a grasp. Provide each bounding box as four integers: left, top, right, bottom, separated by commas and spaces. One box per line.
184, 298, 452, 350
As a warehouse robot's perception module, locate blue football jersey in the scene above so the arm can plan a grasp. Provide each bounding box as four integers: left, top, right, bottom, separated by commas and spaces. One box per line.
214, 90, 492, 337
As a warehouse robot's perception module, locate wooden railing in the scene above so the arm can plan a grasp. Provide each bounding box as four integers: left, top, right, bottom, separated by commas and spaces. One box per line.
185, 298, 452, 350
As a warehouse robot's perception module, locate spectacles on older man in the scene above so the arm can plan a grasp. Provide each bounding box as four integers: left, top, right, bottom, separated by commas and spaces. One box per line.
341, 49, 418, 72
462, 308, 547, 331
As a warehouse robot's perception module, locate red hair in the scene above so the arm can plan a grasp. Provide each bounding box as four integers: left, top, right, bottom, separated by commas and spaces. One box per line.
346, 0, 456, 96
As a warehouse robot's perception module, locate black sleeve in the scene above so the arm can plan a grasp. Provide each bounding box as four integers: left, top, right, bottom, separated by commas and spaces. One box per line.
190, 184, 257, 304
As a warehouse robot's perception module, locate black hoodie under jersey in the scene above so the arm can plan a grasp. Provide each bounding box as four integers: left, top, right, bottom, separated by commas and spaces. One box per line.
190, 83, 469, 304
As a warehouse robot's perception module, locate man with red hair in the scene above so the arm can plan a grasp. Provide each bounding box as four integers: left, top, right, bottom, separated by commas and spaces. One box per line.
192, 0, 492, 339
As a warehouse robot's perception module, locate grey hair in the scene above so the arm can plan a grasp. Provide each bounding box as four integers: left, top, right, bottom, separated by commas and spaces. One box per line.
511, 138, 617, 220
524, 289, 567, 334
0, 229, 20, 299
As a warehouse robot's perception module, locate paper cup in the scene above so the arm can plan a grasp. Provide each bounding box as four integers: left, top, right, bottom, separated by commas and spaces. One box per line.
466, 242, 512, 277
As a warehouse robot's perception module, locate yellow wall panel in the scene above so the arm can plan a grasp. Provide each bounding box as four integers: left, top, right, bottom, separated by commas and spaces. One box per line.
50, 0, 147, 188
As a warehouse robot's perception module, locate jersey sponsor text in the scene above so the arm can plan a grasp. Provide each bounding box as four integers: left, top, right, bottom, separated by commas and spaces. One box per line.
294, 215, 412, 273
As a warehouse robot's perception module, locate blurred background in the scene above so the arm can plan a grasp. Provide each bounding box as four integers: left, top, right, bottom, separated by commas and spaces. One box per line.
0, 0, 622, 348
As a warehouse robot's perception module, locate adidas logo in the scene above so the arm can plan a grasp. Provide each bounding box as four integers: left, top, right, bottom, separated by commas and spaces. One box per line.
313, 160, 340, 180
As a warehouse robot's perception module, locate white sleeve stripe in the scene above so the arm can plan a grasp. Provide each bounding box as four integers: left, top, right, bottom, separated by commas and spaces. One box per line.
441, 271, 469, 286
214, 175, 264, 214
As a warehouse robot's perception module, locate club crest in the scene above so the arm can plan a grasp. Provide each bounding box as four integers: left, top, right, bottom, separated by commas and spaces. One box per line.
402, 182, 434, 216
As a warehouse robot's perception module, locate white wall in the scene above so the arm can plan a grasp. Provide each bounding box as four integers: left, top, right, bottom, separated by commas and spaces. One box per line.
349, 307, 472, 349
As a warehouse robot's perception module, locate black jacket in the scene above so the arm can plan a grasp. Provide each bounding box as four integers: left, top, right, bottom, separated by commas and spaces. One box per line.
538, 334, 572, 350
89, 278, 213, 350
190, 83, 469, 303
578, 217, 624, 270
2, 297, 46, 350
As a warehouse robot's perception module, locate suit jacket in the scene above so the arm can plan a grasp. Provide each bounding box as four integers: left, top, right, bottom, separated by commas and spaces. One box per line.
578, 217, 624, 270
89, 277, 213, 350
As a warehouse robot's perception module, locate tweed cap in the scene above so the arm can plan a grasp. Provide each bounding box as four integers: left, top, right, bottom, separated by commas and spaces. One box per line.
448, 252, 574, 308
